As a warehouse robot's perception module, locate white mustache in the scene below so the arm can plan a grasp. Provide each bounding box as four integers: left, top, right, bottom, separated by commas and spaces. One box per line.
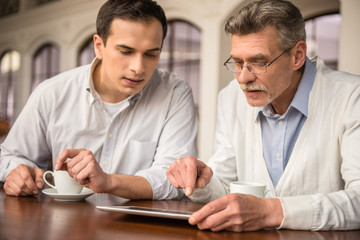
239, 83, 268, 92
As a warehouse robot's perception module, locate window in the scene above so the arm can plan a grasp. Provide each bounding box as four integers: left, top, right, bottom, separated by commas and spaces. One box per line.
36, 0, 59, 6
158, 20, 201, 106
32, 44, 59, 91
0, 0, 19, 18
305, 14, 341, 70
78, 37, 95, 66
0, 50, 20, 123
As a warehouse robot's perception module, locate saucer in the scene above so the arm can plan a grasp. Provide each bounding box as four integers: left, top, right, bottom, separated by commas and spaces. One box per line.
42, 188, 95, 201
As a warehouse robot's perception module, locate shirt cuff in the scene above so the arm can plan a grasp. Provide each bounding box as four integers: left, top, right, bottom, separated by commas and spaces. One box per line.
278, 195, 314, 230
136, 167, 184, 200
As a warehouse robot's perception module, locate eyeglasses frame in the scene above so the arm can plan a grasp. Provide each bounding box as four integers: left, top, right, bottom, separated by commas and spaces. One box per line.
223, 48, 291, 74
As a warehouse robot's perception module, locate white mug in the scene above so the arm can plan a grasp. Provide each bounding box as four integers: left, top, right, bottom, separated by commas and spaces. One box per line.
230, 181, 266, 198
43, 170, 83, 194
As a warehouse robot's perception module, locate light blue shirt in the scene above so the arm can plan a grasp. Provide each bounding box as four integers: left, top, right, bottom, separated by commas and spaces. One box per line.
257, 58, 316, 187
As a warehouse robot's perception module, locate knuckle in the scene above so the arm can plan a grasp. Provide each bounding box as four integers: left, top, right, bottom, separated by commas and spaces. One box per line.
83, 150, 92, 156
22, 174, 31, 182
61, 149, 70, 157
206, 204, 217, 213
175, 158, 182, 165
18, 164, 28, 171
88, 161, 96, 169
205, 218, 215, 228
227, 193, 239, 201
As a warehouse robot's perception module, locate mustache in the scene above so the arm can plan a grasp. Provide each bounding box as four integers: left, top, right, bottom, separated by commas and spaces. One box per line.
239, 83, 268, 92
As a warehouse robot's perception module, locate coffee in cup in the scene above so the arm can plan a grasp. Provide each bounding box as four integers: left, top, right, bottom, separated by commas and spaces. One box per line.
230, 181, 266, 198
43, 170, 83, 194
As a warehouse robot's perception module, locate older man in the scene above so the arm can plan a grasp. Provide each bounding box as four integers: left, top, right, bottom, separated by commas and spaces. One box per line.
167, 0, 360, 232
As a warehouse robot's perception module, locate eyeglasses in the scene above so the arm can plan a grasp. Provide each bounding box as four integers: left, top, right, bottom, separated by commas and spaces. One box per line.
223, 49, 289, 74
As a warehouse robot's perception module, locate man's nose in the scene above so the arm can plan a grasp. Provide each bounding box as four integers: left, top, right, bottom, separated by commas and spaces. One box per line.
129, 55, 145, 75
236, 66, 256, 85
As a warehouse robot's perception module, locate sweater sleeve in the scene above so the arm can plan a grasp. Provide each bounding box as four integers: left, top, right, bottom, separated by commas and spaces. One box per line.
278, 66, 360, 231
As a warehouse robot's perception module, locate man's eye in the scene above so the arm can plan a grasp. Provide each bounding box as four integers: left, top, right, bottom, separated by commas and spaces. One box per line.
145, 53, 157, 58
120, 51, 132, 55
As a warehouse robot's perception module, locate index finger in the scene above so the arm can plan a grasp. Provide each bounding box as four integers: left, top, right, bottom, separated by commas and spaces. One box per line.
185, 166, 197, 196
184, 157, 200, 196
54, 149, 83, 170
189, 198, 226, 225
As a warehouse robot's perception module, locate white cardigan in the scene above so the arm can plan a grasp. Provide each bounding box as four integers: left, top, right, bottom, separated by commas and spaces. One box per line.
190, 57, 360, 230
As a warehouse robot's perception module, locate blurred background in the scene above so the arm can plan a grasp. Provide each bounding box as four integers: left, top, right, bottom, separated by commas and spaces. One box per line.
1, 0, 359, 161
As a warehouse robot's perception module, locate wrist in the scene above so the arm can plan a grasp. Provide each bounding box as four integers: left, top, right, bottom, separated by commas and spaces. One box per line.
103, 173, 116, 194
261, 198, 284, 228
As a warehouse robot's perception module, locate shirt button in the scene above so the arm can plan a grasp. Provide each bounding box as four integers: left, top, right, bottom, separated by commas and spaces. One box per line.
108, 133, 113, 138
276, 153, 281, 159
278, 121, 284, 126
103, 162, 108, 167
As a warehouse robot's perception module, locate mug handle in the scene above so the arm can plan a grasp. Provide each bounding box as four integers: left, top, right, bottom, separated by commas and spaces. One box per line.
43, 171, 56, 189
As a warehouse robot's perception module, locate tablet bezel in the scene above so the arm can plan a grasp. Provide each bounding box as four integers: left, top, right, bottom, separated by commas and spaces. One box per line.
96, 205, 193, 220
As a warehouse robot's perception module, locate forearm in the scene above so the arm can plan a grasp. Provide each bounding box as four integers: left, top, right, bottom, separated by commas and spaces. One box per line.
0, 155, 40, 182
106, 174, 153, 200
279, 188, 360, 230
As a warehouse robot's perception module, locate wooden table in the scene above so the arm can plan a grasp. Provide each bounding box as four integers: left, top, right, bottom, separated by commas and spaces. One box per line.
1, 186, 359, 240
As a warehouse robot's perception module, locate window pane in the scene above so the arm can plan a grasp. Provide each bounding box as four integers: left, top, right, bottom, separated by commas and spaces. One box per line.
0, 50, 20, 123
0, 0, 19, 18
158, 20, 201, 106
78, 38, 95, 66
32, 44, 59, 91
306, 14, 341, 70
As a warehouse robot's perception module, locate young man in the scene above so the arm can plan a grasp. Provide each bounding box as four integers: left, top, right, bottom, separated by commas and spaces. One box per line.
0, 0, 197, 200
167, 0, 360, 232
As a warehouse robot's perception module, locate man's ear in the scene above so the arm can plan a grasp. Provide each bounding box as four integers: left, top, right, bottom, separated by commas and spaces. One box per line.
291, 40, 307, 71
93, 34, 104, 60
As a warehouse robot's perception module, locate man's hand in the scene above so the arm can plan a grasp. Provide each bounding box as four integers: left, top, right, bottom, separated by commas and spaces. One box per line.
189, 193, 284, 232
166, 156, 213, 196
4, 164, 44, 196
55, 149, 110, 193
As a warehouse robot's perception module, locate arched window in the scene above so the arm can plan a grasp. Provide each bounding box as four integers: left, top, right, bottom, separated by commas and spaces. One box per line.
78, 37, 95, 66
158, 20, 201, 106
305, 14, 341, 70
32, 43, 59, 91
0, 0, 19, 18
0, 50, 20, 124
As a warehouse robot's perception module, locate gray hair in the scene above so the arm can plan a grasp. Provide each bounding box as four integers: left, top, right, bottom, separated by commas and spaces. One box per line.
224, 0, 306, 51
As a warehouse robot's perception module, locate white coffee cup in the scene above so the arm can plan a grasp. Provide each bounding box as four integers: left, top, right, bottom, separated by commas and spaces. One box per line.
43, 170, 83, 194
230, 181, 266, 198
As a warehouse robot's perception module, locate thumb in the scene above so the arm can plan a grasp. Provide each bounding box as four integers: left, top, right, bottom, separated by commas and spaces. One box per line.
34, 168, 45, 189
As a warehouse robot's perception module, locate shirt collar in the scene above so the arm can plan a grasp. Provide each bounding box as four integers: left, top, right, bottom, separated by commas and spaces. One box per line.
255, 57, 316, 120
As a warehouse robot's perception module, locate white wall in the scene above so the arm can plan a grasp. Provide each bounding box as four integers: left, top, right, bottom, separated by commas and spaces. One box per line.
1, 0, 359, 161
339, 0, 360, 75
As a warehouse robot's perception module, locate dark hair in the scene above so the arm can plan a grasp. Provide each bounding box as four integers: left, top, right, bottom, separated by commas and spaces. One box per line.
96, 0, 167, 45
225, 0, 305, 51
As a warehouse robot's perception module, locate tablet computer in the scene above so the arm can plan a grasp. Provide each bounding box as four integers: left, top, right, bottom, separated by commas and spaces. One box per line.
96, 205, 193, 220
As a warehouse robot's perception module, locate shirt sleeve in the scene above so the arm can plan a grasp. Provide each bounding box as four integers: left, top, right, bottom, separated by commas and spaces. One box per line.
135, 80, 198, 200
0, 86, 51, 182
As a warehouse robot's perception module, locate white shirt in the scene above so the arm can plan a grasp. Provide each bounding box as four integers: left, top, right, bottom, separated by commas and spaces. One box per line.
189, 57, 360, 230
258, 58, 316, 187
0, 59, 198, 200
